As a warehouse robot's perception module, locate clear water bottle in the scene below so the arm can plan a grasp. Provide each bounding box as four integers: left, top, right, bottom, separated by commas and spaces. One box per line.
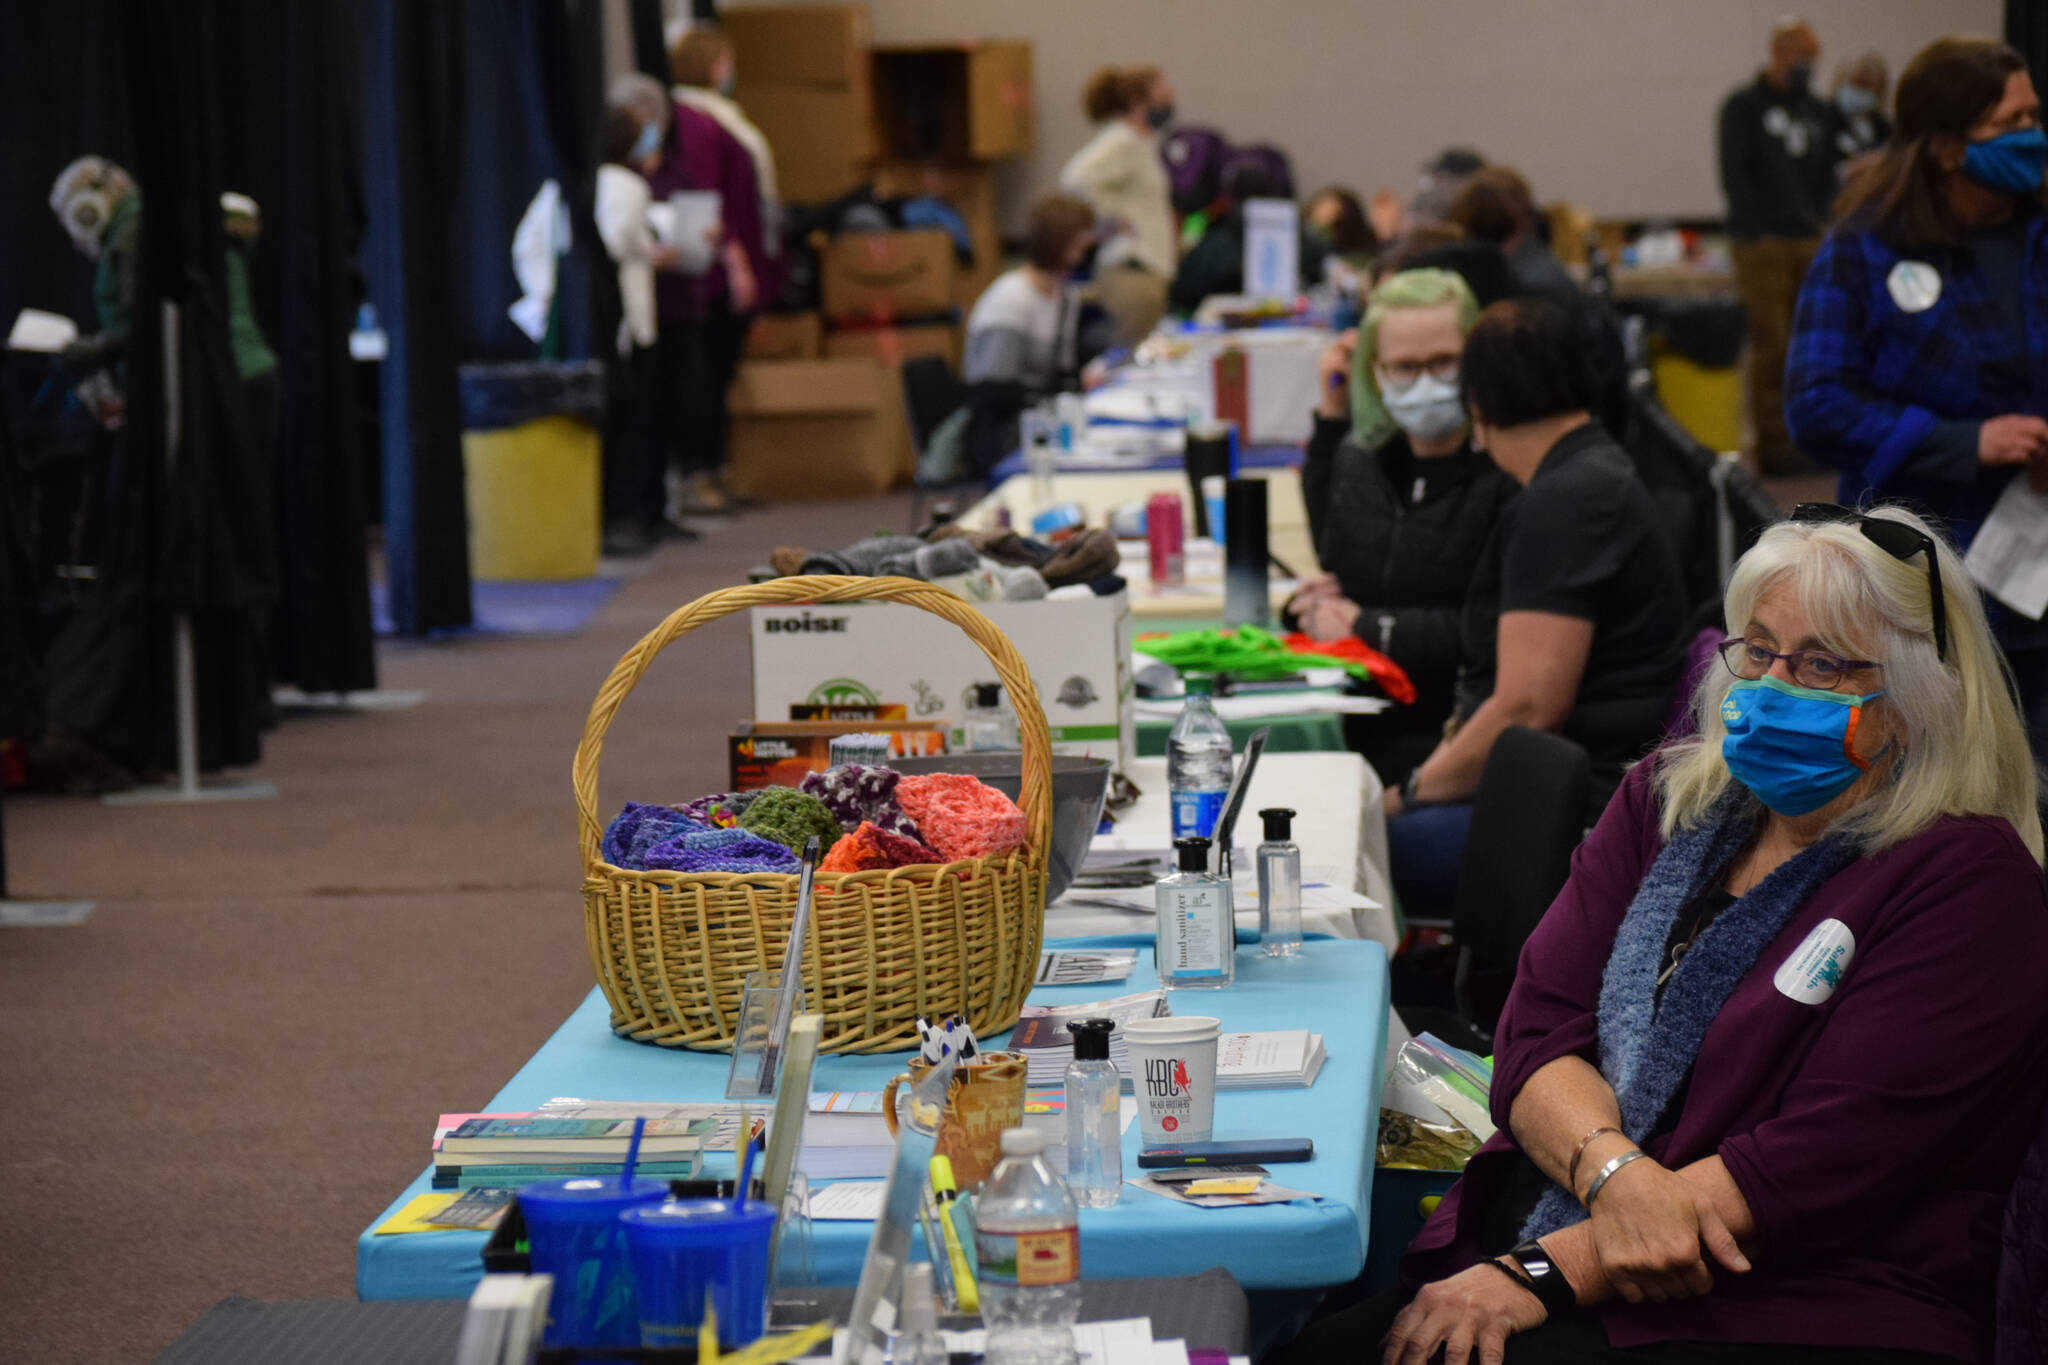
975, 1128, 1080, 1365
1256, 807, 1303, 957
1167, 677, 1234, 842
1063, 1019, 1121, 1207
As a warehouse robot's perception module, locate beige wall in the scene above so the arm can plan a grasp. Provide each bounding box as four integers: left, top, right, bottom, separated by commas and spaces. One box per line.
723, 0, 2001, 229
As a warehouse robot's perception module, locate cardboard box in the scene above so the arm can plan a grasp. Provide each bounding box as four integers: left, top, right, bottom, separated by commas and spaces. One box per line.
1210, 332, 1325, 445
725, 358, 911, 497
869, 160, 1002, 308
820, 229, 958, 323
737, 84, 874, 204
730, 720, 947, 790
823, 322, 961, 369
746, 311, 823, 361
749, 593, 1135, 773
723, 4, 871, 88
870, 41, 1034, 162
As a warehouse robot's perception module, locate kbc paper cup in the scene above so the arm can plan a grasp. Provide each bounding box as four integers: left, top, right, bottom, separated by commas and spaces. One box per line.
1124, 1015, 1221, 1147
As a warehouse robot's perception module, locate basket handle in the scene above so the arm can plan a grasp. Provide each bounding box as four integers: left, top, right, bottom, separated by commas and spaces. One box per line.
574, 575, 1056, 871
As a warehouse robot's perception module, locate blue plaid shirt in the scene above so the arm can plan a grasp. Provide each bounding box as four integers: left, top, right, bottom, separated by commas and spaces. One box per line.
1786, 214, 2048, 650
1785, 214, 2045, 544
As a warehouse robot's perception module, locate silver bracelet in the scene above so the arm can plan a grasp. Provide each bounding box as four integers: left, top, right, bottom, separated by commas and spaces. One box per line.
1582, 1148, 1647, 1208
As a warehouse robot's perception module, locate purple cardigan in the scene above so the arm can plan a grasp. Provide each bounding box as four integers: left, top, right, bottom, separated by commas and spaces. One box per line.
1405, 758, 2048, 1363
646, 102, 766, 323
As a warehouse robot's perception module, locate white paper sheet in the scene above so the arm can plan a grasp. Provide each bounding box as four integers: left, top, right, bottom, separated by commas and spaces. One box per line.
805, 1180, 888, 1220
1965, 474, 2048, 620
8, 309, 79, 353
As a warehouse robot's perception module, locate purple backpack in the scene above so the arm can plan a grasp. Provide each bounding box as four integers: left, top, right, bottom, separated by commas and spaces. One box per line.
1162, 125, 1232, 215
1219, 143, 1296, 202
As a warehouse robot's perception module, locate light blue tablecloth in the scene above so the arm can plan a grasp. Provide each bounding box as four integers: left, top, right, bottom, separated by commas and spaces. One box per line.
355, 937, 1388, 1299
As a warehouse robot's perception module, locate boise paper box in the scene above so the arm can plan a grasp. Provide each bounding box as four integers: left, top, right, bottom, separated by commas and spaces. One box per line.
749, 593, 1134, 772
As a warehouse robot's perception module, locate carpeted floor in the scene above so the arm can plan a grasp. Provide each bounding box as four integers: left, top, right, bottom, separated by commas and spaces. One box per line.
0, 495, 912, 1365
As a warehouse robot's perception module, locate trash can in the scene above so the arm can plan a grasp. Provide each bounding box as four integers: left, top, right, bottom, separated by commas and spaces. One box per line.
1630, 295, 1747, 457
458, 361, 605, 581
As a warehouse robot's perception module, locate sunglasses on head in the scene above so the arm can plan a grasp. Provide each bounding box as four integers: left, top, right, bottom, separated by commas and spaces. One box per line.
1788, 503, 1948, 661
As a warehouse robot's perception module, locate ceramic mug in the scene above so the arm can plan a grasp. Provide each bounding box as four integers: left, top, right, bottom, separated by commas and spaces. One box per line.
880, 1049, 1028, 1190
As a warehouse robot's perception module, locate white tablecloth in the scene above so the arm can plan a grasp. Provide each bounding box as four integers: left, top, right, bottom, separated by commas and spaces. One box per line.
1047, 752, 1395, 949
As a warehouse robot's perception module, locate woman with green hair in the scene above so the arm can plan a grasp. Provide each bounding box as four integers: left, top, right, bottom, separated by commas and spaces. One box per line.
1292, 267, 1518, 783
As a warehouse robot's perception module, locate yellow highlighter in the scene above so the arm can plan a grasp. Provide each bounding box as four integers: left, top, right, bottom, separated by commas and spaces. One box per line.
928, 1155, 979, 1313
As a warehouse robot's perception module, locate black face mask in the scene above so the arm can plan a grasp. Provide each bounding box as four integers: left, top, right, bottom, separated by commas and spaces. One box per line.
1783, 62, 1813, 95
1146, 103, 1174, 131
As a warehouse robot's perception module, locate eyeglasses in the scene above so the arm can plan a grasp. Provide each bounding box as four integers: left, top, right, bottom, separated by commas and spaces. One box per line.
1375, 353, 1461, 389
1718, 637, 1879, 691
1789, 503, 1948, 661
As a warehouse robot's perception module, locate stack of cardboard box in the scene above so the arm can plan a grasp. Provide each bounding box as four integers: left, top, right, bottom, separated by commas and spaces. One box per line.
723, 5, 1033, 499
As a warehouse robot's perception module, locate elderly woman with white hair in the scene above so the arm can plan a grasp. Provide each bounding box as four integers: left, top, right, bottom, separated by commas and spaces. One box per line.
1278, 505, 2048, 1365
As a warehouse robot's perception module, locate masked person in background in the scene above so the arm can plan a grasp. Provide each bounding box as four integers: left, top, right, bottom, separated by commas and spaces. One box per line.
1277, 506, 2046, 1365
1291, 269, 1517, 787
1061, 65, 1178, 346
48, 157, 142, 427
1719, 17, 1835, 475
1828, 51, 1892, 171
1382, 298, 1686, 920
1787, 36, 2048, 765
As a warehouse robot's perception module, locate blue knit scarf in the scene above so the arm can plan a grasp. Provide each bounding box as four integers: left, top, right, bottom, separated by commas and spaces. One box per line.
1520, 783, 1855, 1239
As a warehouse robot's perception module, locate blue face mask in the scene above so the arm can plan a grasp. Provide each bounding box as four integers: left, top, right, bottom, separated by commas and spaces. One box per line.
632, 122, 663, 162
1835, 85, 1878, 118
1720, 675, 1885, 816
1962, 127, 2048, 195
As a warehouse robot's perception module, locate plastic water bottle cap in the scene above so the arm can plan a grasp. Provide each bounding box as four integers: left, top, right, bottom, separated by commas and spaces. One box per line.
1184, 675, 1214, 696
1000, 1126, 1047, 1156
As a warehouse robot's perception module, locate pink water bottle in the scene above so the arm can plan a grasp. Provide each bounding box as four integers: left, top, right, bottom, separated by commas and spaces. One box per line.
1146, 494, 1185, 586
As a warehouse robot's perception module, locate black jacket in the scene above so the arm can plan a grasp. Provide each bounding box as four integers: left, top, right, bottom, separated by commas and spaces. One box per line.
1299, 416, 1517, 776
1717, 74, 1837, 239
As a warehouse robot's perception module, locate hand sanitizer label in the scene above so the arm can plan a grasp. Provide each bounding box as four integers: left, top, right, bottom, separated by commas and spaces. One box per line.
1160, 884, 1227, 978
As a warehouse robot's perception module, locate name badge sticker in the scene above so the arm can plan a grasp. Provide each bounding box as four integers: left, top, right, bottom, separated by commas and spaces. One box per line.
1774, 918, 1856, 1005
1887, 261, 1942, 313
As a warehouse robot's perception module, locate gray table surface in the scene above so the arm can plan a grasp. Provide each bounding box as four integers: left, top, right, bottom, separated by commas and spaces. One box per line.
154, 1270, 1251, 1363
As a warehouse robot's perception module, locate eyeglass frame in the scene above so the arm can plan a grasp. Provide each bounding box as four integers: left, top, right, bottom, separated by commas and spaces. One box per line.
1374, 353, 1461, 389
1788, 503, 1949, 661
1716, 637, 1881, 692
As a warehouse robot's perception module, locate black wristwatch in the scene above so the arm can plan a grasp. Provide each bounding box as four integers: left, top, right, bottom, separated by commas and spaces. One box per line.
1506, 1239, 1578, 1317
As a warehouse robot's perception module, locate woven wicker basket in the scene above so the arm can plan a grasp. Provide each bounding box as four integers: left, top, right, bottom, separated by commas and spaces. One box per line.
574, 575, 1052, 1053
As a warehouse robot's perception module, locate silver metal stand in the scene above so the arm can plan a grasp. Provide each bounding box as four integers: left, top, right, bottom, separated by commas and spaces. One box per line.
102, 300, 278, 808
0, 792, 96, 926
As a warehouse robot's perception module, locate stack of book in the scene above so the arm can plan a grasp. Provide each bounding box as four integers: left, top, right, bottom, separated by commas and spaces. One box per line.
432, 1114, 710, 1189
1215, 1029, 1327, 1089
1011, 990, 1170, 1089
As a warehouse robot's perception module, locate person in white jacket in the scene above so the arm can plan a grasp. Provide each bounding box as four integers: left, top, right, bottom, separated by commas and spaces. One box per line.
595, 103, 685, 553
1060, 65, 1179, 345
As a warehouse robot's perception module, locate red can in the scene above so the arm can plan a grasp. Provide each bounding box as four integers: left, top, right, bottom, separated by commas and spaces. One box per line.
1146, 493, 1185, 586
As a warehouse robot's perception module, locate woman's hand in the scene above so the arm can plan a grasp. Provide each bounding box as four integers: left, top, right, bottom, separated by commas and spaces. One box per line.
1588, 1156, 1750, 1303
1301, 595, 1363, 643
723, 242, 758, 313
1980, 414, 2048, 467
1316, 329, 1358, 420
1382, 1261, 1548, 1365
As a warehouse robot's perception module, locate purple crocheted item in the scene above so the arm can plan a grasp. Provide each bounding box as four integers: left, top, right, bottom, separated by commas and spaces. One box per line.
676, 790, 764, 827
601, 802, 709, 868
799, 764, 926, 842
640, 826, 802, 875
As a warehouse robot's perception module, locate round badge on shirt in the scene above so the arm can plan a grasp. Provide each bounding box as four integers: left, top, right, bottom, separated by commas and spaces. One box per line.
1886, 260, 1942, 313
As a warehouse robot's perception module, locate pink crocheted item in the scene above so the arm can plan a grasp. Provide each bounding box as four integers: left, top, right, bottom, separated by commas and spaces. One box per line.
819, 821, 944, 873
894, 773, 1028, 861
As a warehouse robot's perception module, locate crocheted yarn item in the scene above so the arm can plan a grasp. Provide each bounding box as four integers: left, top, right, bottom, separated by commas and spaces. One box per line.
819, 821, 944, 873
737, 786, 843, 856
895, 773, 1027, 861
601, 802, 708, 868
799, 764, 926, 841
677, 790, 764, 828
641, 826, 802, 875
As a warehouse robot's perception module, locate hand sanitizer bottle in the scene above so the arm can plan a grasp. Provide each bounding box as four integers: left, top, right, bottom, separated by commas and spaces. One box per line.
1062, 1018, 1121, 1208
1256, 808, 1302, 957
1156, 836, 1235, 990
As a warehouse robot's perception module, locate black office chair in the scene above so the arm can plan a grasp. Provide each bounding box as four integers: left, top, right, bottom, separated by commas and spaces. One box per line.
900, 354, 974, 531
1396, 726, 1592, 1053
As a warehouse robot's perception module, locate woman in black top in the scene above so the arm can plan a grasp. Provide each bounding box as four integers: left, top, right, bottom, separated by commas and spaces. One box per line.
1292, 267, 1518, 783
1384, 297, 1688, 917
